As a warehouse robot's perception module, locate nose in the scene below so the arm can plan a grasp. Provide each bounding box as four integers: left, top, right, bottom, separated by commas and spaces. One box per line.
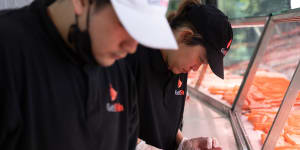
121, 35, 138, 54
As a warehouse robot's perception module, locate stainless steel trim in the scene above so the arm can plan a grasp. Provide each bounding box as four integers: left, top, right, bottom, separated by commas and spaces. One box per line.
235, 112, 254, 150
187, 86, 231, 116
262, 61, 300, 150
230, 9, 300, 28
229, 111, 249, 150
232, 16, 275, 112
230, 16, 268, 28
272, 10, 300, 23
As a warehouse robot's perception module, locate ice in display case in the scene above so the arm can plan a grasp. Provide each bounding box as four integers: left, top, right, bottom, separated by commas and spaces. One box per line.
187, 8, 300, 150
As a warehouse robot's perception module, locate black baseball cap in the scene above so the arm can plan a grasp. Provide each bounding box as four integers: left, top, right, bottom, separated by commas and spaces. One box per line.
187, 5, 233, 79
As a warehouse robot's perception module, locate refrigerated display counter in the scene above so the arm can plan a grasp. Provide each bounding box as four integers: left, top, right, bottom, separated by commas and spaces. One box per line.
186, 8, 300, 150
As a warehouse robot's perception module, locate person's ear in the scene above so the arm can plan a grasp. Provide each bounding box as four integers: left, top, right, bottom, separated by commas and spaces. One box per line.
177, 27, 194, 45
71, 0, 89, 15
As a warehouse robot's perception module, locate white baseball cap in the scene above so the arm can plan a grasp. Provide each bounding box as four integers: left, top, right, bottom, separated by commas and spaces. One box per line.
111, 0, 178, 50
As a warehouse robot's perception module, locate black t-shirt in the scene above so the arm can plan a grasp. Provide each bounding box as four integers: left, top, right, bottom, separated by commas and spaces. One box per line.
0, 2, 138, 150
126, 45, 187, 150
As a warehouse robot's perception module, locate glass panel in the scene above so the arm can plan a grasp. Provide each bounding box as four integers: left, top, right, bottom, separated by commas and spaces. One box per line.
187, 26, 265, 108
274, 93, 300, 149
218, 0, 290, 19
240, 22, 300, 150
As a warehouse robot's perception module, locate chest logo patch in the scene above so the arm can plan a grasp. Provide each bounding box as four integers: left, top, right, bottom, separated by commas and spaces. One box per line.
175, 78, 185, 96
106, 103, 124, 112
106, 84, 124, 112
178, 79, 182, 88
110, 84, 118, 101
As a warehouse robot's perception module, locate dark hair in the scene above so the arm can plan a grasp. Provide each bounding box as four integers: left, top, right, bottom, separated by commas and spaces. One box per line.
93, 0, 111, 11
167, 0, 204, 46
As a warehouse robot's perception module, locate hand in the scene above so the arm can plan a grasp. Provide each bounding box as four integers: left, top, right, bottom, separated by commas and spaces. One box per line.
136, 140, 163, 150
178, 137, 222, 150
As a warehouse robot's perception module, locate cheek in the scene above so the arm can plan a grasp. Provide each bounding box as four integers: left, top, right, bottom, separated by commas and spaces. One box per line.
185, 51, 199, 65
89, 24, 120, 55
176, 52, 191, 66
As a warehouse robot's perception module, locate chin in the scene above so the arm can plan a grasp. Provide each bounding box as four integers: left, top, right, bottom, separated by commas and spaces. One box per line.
96, 58, 116, 67
172, 68, 181, 75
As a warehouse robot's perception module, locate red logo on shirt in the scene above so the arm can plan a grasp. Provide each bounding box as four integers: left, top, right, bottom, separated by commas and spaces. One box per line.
106, 103, 124, 112
110, 84, 118, 101
114, 103, 124, 112
106, 84, 124, 112
175, 77, 184, 96
175, 90, 185, 96
178, 79, 182, 88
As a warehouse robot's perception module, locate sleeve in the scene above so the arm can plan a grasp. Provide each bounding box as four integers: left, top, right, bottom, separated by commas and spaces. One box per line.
0, 39, 23, 150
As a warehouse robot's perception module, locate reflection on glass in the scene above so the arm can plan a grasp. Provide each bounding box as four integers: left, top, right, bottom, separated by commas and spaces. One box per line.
240, 22, 300, 150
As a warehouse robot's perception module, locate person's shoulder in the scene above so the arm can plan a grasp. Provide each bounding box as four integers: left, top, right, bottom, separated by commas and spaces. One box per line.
126, 45, 157, 63
136, 44, 158, 56
0, 6, 40, 44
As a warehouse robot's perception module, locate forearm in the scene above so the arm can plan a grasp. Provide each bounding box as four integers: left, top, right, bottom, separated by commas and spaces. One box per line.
176, 130, 184, 146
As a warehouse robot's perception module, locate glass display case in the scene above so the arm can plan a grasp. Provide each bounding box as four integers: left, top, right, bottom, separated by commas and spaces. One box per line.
187, 8, 300, 150
217, 0, 290, 19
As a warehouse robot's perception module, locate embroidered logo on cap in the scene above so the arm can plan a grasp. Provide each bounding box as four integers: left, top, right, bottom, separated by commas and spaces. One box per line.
148, 0, 168, 7
221, 48, 227, 56
106, 84, 124, 112
221, 39, 232, 56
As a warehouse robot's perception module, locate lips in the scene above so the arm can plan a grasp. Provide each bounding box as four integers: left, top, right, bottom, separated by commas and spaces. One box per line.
111, 53, 126, 59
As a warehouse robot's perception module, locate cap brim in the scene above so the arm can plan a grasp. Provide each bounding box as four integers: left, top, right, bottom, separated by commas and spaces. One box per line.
207, 48, 225, 79
111, 0, 178, 50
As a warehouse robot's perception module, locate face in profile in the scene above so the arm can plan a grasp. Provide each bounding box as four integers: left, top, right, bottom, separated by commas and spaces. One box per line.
88, 4, 138, 66
166, 43, 208, 74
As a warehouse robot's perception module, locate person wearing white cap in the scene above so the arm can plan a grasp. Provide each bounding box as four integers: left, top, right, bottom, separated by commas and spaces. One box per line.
0, 0, 177, 150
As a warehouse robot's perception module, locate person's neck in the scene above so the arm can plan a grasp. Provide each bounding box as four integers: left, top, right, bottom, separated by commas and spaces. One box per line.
47, 1, 75, 46
160, 50, 168, 63
160, 49, 172, 68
